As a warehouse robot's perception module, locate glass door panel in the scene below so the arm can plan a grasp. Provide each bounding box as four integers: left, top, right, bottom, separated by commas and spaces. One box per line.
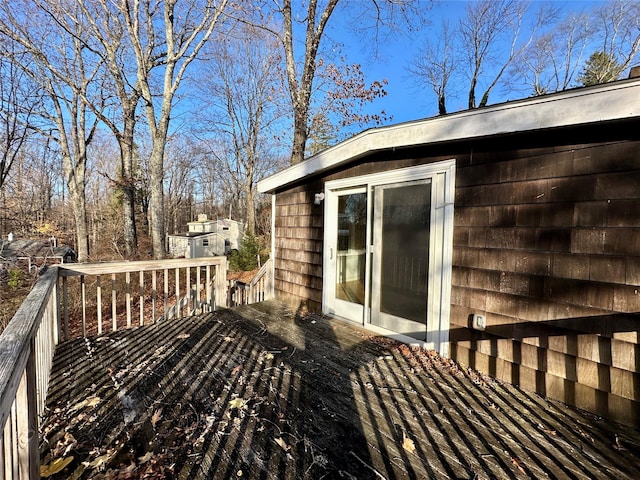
324, 187, 367, 321
372, 180, 432, 340
336, 193, 367, 305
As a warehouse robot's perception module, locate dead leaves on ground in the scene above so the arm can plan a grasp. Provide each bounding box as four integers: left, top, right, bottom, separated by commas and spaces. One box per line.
402, 433, 416, 453
40, 456, 74, 477
275, 436, 291, 452
150, 409, 163, 429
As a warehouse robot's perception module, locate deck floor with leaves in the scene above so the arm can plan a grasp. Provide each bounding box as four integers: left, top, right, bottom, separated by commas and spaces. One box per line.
41, 301, 640, 479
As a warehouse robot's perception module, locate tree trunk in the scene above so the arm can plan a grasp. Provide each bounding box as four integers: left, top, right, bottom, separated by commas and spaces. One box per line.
65, 160, 89, 262
149, 139, 166, 259
290, 111, 307, 165
244, 183, 256, 237
438, 94, 447, 115
120, 128, 138, 258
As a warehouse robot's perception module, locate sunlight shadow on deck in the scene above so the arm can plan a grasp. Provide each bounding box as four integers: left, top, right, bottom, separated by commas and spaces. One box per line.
40, 301, 640, 479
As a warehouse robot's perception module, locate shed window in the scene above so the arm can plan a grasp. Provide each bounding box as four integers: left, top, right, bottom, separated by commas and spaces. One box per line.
203, 239, 209, 246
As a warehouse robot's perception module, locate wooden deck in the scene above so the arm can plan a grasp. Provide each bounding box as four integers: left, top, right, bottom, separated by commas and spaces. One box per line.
41, 301, 640, 479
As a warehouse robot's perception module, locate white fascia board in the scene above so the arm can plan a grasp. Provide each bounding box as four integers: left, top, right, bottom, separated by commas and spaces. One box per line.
258, 79, 640, 194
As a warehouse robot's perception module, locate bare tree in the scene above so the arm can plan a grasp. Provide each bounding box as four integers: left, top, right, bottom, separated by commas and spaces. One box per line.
0, 45, 40, 192
72, 0, 144, 258
200, 24, 288, 235
515, 11, 592, 95
592, 0, 640, 79
409, 19, 457, 115
460, 0, 546, 109
118, 0, 229, 259
245, 0, 425, 165
0, 0, 105, 261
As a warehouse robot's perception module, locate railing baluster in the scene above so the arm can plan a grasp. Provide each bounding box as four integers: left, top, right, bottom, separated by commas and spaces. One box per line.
186, 267, 191, 314
196, 267, 202, 313
1, 258, 239, 479
126, 272, 132, 328
139, 271, 144, 326
81, 275, 86, 337
205, 266, 211, 311
62, 276, 69, 340
96, 275, 102, 335
152, 270, 157, 323
111, 273, 117, 332
175, 267, 180, 320
164, 269, 168, 321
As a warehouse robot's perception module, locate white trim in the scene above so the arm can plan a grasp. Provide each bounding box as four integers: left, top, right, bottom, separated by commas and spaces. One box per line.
258, 78, 640, 194
270, 194, 276, 297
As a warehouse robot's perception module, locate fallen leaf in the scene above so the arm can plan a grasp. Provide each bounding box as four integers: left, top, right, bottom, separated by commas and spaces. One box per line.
511, 457, 526, 475
40, 457, 74, 477
402, 434, 416, 453
275, 437, 290, 451
231, 365, 243, 376
177, 333, 190, 339
151, 408, 163, 428
139, 451, 154, 463
82, 453, 112, 470
229, 398, 245, 409
224, 336, 234, 342
86, 396, 101, 407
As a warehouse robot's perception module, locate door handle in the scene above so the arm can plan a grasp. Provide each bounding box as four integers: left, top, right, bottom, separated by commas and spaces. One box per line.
329, 248, 333, 260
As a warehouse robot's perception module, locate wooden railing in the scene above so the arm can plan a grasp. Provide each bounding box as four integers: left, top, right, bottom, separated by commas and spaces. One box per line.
229, 258, 273, 306
0, 256, 228, 478
57, 257, 228, 340
0, 267, 58, 478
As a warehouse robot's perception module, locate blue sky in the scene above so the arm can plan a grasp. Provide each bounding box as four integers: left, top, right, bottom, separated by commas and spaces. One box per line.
326, 0, 607, 126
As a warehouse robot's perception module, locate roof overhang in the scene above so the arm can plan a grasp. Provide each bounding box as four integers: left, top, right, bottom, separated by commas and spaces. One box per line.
258, 78, 640, 194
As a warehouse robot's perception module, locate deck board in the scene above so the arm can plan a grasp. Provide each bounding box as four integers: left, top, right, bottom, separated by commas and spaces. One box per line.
40, 301, 640, 479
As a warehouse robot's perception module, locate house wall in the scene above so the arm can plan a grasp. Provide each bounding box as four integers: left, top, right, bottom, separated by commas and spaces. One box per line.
450, 134, 640, 427
272, 122, 640, 426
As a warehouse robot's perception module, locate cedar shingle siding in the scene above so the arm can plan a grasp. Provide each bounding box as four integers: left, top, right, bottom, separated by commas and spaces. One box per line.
272, 123, 640, 426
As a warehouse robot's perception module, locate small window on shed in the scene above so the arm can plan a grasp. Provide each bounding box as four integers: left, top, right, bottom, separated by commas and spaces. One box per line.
223, 227, 229, 231
202, 239, 209, 246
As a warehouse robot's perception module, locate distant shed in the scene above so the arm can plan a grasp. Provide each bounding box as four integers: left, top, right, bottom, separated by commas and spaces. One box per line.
258, 77, 640, 427
0, 237, 76, 271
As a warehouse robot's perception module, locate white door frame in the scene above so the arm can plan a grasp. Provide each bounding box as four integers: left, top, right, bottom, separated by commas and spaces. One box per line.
322, 160, 455, 356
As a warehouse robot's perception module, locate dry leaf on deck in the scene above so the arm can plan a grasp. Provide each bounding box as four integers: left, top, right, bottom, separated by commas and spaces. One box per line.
86, 396, 101, 407
402, 434, 416, 453
275, 437, 291, 452
511, 457, 526, 474
40, 456, 74, 477
231, 365, 243, 376
229, 398, 245, 409
139, 451, 154, 463
151, 408, 163, 428
82, 453, 113, 470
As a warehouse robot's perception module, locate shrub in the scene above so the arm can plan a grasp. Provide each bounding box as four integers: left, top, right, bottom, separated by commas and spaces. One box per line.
7, 268, 22, 289
229, 234, 262, 272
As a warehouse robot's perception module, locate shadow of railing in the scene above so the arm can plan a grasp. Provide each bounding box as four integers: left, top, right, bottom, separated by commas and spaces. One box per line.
450, 311, 640, 428
40, 301, 640, 479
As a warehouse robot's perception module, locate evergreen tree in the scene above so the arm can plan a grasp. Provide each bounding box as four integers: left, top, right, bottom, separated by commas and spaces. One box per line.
577, 51, 623, 86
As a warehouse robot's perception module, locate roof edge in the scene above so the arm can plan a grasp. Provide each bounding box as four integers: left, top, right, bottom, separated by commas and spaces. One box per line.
258, 78, 640, 194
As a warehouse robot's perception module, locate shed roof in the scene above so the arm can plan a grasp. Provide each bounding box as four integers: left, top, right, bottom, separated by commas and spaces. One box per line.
0, 239, 75, 262
258, 78, 640, 194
